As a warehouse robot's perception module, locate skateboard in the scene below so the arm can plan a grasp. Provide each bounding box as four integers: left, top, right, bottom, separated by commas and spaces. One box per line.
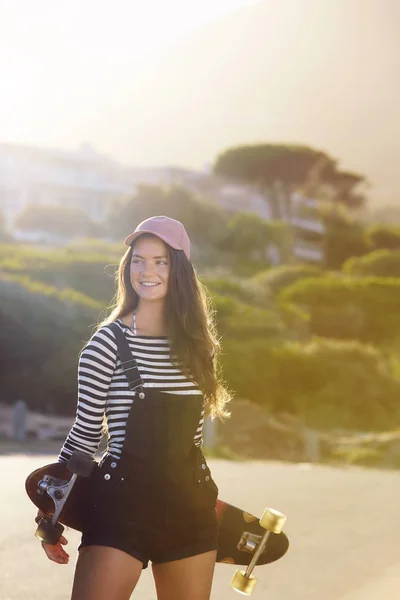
216, 500, 288, 594
26, 451, 289, 595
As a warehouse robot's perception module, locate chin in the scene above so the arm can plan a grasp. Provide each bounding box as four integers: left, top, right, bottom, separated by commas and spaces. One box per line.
140, 294, 166, 301
135, 287, 167, 301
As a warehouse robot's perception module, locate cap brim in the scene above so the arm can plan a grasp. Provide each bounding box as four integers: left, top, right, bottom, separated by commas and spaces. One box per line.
124, 229, 181, 251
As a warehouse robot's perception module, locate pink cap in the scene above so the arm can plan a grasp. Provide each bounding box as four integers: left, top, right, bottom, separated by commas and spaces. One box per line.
124, 215, 190, 260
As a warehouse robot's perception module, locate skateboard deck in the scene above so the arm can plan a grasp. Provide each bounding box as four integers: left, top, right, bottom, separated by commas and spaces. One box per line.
26, 460, 289, 567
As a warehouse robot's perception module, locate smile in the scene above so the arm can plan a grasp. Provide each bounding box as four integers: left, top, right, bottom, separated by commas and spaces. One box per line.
140, 282, 160, 287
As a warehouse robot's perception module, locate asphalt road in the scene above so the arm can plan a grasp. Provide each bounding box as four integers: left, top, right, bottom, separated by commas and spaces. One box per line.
1, 454, 399, 600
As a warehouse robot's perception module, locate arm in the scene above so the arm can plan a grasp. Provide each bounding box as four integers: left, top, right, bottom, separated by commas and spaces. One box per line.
58, 325, 117, 463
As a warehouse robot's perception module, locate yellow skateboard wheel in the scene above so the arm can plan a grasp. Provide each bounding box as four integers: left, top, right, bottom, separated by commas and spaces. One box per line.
231, 569, 257, 595
259, 508, 286, 534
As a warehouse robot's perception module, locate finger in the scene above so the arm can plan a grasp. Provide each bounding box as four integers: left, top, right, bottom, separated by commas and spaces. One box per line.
44, 550, 69, 564
35, 511, 54, 525
59, 548, 70, 561
55, 543, 70, 559
52, 550, 70, 563
35, 511, 45, 524
42, 542, 70, 563
49, 553, 70, 564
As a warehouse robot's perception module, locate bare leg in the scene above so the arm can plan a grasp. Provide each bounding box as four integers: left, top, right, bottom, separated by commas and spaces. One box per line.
152, 550, 217, 600
71, 545, 144, 600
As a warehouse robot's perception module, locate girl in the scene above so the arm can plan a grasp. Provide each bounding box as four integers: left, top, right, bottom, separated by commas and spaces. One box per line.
40, 215, 231, 600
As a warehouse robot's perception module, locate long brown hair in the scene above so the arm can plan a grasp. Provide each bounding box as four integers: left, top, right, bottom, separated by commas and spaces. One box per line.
100, 234, 231, 420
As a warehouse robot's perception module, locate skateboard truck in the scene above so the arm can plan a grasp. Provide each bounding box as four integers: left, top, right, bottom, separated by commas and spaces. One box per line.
35, 451, 95, 545
237, 532, 262, 554
231, 508, 287, 595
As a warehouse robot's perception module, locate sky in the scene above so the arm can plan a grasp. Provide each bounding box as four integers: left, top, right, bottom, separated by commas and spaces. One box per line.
0, 0, 259, 145
0, 0, 399, 204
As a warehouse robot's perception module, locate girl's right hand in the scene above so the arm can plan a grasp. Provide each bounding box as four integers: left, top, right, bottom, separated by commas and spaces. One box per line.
36, 510, 70, 564
41, 536, 70, 564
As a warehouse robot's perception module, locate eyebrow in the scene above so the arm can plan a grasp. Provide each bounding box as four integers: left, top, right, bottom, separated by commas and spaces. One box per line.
132, 253, 168, 260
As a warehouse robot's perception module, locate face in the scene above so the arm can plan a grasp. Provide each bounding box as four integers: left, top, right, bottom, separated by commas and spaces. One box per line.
130, 235, 170, 303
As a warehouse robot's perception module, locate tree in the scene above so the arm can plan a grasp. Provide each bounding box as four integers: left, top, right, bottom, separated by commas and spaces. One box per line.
323, 171, 366, 208
213, 144, 365, 209
107, 184, 228, 246
214, 144, 337, 186
219, 212, 271, 261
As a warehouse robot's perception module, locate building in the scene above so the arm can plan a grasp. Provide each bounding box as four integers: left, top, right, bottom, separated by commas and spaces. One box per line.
0, 142, 137, 229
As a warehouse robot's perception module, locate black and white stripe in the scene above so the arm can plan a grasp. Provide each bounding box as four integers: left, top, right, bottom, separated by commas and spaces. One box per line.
59, 319, 205, 463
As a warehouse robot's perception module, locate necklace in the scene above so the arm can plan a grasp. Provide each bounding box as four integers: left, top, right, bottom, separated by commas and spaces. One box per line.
132, 310, 145, 399
133, 309, 137, 335
133, 309, 167, 337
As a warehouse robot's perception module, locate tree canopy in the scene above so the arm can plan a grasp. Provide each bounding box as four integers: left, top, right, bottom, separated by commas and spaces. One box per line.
213, 144, 365, 207
214, 144, 337, 186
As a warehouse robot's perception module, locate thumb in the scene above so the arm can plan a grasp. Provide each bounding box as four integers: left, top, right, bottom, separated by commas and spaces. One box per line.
59, 535, 68, 545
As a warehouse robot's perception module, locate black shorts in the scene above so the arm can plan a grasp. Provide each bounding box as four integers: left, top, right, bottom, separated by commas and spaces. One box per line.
78, 454, 219, 569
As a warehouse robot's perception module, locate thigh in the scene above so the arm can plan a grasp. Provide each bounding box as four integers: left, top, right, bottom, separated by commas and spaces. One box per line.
71, 545, 143, 600
152, 550, 217, 600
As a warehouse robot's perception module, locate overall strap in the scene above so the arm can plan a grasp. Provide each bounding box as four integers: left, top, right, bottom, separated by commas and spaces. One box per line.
108, 322, 145, 397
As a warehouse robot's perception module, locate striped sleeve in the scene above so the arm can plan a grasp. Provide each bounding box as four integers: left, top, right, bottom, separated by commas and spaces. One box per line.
58, 326, 117, 463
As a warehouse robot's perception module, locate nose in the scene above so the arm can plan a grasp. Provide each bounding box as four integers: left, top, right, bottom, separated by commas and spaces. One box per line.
140, 261, 156, 275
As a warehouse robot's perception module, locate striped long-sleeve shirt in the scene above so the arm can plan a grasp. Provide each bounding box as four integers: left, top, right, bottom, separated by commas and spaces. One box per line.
58, 318, 205, 463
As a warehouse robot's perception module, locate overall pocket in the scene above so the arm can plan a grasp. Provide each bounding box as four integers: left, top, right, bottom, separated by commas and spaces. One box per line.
192, 456, 219, 509
83, 459, 129, 526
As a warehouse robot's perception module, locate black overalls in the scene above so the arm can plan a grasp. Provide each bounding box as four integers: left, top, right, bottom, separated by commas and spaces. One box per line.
79, 324, 219, 568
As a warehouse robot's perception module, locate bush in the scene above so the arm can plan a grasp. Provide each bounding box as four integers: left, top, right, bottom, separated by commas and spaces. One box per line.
203, 274, 282, 309
343, 249, 400, 278
0, 275, 101, 414
278, 275, 400, 345
324, 221, 369, 269
203, 276, 259, 307
221, 337, 400, 430
0, 244, 117, 305
251, 264, 322, 297
212, 293, 285, 339
365, 224, 400, 251
309, 304, 365, 340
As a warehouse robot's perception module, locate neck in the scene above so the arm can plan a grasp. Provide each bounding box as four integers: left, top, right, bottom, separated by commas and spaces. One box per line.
134, 301, 167, 336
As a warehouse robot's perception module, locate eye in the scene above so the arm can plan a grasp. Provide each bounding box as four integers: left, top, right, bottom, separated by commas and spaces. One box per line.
157, 260, 168, 265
